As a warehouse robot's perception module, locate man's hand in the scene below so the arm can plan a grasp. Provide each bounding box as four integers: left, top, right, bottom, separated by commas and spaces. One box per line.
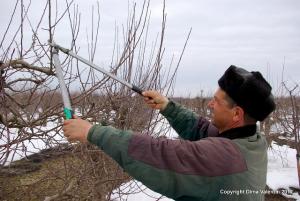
142, 90, 169, 111
63, 116, 92, 143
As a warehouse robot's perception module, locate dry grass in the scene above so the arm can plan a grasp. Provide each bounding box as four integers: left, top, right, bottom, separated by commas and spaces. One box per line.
0, 145, 129, 201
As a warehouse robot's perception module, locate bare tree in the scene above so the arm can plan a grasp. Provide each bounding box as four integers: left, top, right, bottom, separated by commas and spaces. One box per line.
0, 0, 191, 200
270, 64, 300, 187
280, 82, 300, 186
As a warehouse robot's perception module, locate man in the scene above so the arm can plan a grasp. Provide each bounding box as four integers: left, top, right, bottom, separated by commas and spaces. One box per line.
63, 65, 276, 201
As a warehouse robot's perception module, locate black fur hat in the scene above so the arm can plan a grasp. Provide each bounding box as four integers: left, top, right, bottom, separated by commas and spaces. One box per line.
218, 65, 276, 121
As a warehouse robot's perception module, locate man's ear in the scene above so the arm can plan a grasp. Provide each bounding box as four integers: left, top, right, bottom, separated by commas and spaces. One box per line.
233, 106, 245, 122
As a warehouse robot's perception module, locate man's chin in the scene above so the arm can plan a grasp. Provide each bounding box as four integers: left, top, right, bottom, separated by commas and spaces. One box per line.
210, 119, 219, 129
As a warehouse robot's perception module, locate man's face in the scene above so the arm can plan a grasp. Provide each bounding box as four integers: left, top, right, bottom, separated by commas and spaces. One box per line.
207, 88, 235, 132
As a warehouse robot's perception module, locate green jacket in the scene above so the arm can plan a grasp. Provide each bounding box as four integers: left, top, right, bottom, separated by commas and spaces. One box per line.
88, 101, 268, 201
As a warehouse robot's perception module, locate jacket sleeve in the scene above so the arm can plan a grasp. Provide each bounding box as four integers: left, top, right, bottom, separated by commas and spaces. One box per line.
87, 125, 247, 200
160, 101, 218, 140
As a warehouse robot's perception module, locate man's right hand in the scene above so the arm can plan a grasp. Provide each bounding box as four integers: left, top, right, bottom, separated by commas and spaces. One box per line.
142, 90, 169, 111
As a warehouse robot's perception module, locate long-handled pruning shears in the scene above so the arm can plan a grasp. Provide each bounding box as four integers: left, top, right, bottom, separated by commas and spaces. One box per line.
50, 41, 147, 119
50, 41, 145, 93
51, 45, 74, 119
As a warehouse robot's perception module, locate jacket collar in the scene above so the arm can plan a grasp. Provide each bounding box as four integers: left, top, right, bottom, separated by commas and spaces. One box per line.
217, 124, 257, 140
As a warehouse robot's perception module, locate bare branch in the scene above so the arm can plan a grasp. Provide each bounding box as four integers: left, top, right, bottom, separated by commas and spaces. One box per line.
2, 60, 54, 75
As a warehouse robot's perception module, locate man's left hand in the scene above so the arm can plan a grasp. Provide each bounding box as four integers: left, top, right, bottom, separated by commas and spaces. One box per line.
63, 116, 92, 143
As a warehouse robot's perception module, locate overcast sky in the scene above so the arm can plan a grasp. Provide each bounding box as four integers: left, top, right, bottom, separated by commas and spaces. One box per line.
1, 0, 300, 96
